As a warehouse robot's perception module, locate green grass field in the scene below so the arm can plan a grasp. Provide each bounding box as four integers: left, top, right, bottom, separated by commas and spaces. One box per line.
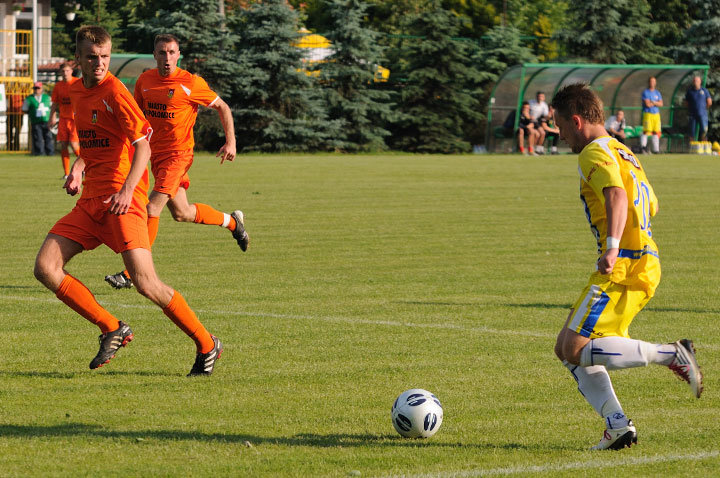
0, 152, 718, 477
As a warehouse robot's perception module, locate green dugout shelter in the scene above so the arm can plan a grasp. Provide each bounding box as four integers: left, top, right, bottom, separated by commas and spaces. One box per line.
487, 63, 710, 152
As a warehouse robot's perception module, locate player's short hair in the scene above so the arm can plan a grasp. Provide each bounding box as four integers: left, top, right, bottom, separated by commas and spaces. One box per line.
154, 34, 180, 50
59, 61, 73, 70
536, 91, 544, 96
551, 83, 604, 125
75, 26, 111, 54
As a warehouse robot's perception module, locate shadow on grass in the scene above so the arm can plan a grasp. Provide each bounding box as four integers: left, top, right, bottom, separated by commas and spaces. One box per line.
0, 285, 36, 290
0, 423, 569, 451
395, 301, 478, 307
508, 303, 569, 310
0, 370, 178, 379
509, 302, 720, 315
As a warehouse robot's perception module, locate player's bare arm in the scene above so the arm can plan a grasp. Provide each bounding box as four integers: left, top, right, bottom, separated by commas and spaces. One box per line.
49, 103, 59, 127
104, 139, 151, 215
597, 186, 627, 275
64, 156, 85, 196
212, 98, 236, 163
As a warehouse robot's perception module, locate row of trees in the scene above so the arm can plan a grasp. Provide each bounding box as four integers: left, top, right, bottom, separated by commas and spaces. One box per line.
51, 0, 720, 153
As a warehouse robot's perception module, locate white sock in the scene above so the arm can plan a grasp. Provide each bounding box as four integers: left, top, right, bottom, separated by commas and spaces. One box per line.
564, 360, 623, 418
551, 146, 558, 153
221, 213, 231, 228
641, 135, 648, 148
580, 337, 676, 370
537, 145, 544, 153
651, 135, 660, 153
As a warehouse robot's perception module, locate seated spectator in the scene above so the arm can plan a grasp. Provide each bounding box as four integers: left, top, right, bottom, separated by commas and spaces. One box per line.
541, 105, 560, 154
529, 91, 549, 154
604, 109, 627, 144
518, 101, 539, 156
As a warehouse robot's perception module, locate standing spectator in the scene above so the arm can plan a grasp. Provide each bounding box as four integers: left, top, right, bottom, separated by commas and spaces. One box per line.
50, 62, 81, 179
640, 77, 662, 154
684, 75, 712, 141
605, 109, 627, 144
22, 82, 54, 156
518, 101, 539, 156
529, 91, 549, 154
541, 105, 560, 154
6, 89, 23, 151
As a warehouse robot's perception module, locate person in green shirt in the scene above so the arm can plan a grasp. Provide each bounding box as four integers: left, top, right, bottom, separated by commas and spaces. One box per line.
22, 82, 54, 156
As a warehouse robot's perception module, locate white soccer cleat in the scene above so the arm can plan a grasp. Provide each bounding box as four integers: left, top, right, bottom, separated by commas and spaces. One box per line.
590, 420, 637, 450
669, 339, 703, 399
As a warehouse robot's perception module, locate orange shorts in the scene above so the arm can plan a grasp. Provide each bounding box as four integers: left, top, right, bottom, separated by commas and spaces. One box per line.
151, 150, 193, 198
49, 193, 150, 254
57, 117, 79, 143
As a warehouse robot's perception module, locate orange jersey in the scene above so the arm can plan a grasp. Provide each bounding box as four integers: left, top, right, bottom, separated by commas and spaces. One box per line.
69, 72, 152, 200
134, 67, 219, 154
51, 77, 80, 119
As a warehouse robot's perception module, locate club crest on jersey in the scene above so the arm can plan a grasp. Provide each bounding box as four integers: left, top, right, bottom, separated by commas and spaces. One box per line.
617, 148, 640, 168
167, 89, 175, 98
91, 110, 98, 124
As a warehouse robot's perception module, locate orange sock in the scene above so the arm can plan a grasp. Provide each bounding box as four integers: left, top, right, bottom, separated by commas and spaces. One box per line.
147, 215, 160, 247
162, 291, 214, 353
61, 151, 70, 176
194, 203, 235, 230
56, 274, 120, 333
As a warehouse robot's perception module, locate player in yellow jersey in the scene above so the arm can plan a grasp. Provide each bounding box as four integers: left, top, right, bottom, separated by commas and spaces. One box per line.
551, 83, 703, 450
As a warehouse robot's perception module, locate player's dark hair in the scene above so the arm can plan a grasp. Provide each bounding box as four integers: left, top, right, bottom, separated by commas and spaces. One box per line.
551, 83, 604, 125
59, 61, 73, 70
75, 26, 111, 54
154, 34, 180, 50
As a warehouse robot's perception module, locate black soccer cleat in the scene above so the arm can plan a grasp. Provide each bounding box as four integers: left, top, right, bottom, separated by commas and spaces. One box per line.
89, 321, 134, 369
105, 270, 133, 289
187, 336, 223, 376
230, 210, 250, 251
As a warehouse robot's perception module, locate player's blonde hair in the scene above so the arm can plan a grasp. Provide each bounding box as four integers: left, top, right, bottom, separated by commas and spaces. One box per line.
75, 26, 111, 54
551, 83, 605, 125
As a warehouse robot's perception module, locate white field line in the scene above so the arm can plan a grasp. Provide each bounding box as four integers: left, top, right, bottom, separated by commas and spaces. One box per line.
387, 450, 720, 478
3, 295, 718, 351
0, 294, 553, 338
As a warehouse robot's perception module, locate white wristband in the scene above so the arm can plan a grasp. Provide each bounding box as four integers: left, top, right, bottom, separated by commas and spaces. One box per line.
606, 236, 620, 249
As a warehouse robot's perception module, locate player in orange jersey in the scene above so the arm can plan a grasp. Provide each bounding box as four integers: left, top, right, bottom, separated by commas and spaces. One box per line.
34, 26, 223, 376
104, 33, 248, 290
49, 62, 81, 179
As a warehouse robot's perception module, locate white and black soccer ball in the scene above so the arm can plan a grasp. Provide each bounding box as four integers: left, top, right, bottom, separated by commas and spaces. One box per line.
391, 388, 443, 438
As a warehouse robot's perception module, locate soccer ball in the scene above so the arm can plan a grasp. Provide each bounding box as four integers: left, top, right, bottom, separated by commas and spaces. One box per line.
391, 388, 443, 438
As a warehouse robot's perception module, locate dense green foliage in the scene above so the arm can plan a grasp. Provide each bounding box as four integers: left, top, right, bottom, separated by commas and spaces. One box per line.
389, 1, 484, 153
559, 0, 665, 64
231, 0, 343, 152
48, 0, 720, 148
318, 0, 393, 151
2, 152, 719, 475
671, 0, 720, 141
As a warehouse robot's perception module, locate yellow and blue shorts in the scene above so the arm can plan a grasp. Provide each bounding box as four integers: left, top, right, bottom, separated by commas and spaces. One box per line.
567, 279, 652, 339
642, 112, 662, 135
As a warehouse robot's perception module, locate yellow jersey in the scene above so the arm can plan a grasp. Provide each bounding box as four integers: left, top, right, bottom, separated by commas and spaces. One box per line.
578, 136, 661, 295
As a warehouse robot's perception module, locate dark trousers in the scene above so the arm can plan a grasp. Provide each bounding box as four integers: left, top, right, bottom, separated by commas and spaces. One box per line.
31, 122, 54, 155
6, 114, 21, 151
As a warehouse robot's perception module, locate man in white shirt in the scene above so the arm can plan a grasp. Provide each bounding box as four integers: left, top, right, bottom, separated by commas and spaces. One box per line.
528, 91, 549, 154
604, 109, 627, 144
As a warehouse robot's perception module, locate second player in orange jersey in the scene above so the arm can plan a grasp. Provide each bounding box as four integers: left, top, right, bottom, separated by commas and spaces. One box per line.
49, 62, 81, 178
105, 33, 249, 290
